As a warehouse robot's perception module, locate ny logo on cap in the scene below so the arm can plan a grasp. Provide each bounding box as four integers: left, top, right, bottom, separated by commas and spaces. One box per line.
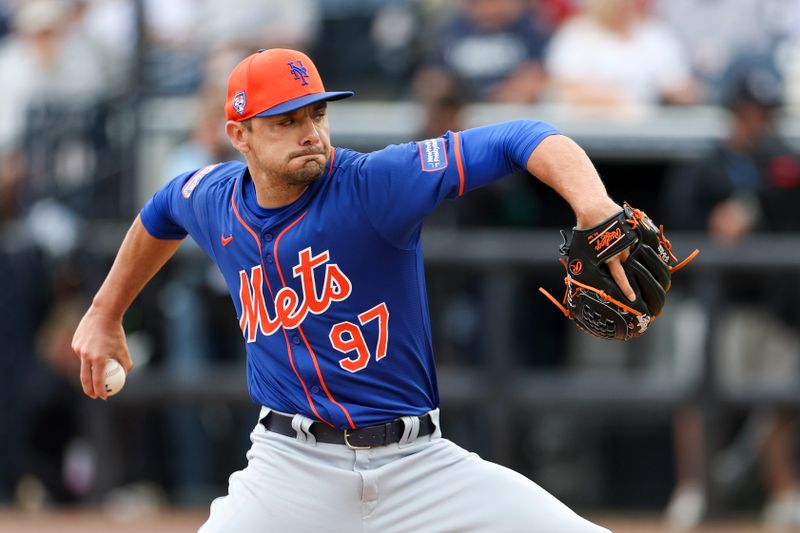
288, 60, 309, 86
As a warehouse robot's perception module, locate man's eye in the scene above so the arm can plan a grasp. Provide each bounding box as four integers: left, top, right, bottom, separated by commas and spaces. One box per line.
279, 119, 293, 126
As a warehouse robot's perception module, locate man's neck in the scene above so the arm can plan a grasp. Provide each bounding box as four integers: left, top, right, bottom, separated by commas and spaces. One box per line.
249, 168, 310, 209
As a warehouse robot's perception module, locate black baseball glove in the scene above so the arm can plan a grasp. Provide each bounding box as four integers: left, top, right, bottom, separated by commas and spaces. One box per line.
539, 203, 698, 340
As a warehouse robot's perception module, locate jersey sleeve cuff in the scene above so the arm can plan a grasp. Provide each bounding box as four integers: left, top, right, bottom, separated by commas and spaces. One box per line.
139, 205, 188, 240
517, 127, 561, 168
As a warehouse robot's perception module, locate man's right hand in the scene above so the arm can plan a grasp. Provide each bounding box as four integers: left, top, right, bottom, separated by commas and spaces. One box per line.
71, 306, 133, 400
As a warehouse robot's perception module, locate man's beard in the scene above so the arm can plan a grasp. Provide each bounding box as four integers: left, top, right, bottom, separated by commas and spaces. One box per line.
252, 149, 327, 187
285, 158, 325, 187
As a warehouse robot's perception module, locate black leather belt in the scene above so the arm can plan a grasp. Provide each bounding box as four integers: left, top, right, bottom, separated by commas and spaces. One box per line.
260, 411, 435, 449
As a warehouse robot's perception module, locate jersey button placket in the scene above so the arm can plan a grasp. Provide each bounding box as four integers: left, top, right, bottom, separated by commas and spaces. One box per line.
261, 230, 273, 265
263, 231, 274, 264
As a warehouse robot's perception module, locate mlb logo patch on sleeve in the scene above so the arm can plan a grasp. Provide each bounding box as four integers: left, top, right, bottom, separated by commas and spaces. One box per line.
417, 138, 448, 172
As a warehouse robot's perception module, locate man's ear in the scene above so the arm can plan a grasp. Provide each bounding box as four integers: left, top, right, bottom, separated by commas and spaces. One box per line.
226, 121, 250, 154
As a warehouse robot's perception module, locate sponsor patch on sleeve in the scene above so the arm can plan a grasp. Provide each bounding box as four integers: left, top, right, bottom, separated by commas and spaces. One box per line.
417, 138, 448, 172
181, 163, 220, 198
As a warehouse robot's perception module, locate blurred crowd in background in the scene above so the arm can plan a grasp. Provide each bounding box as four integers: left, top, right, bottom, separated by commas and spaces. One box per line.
3, 0, 800, 529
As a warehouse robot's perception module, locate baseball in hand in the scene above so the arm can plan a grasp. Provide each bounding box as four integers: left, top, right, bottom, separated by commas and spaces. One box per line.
103, 358, 126, 396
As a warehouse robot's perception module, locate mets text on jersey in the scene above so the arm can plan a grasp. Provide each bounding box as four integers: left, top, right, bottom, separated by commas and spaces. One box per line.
238, 247, 352, 342
237, 246, 390, 373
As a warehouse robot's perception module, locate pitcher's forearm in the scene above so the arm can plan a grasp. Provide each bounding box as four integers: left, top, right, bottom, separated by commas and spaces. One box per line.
526, 135, 620, 228
90, 215, 183, 320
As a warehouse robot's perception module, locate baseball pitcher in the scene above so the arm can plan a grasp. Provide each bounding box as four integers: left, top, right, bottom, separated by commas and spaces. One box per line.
72, 48, 677, 532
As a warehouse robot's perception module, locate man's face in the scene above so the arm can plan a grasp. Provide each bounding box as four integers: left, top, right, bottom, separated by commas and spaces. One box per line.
240, 101, 331, 187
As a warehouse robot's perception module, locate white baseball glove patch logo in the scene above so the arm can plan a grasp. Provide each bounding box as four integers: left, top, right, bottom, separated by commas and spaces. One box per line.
636, 314, 651, 333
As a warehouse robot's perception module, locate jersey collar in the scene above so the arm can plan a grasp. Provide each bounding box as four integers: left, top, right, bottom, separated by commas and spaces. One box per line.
233, 148, 337, 229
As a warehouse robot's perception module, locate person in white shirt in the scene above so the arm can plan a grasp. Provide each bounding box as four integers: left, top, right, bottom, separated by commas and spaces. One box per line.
544, 0, 698, 110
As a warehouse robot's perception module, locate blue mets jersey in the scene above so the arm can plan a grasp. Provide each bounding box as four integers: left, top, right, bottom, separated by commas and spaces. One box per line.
140, 119, 559, 429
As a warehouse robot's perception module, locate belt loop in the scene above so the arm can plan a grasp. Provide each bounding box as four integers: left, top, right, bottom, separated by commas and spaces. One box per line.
397, 415, 420, 448
428, 408, 442, 438
291, 414, 317, 445
256, 407, 271, 433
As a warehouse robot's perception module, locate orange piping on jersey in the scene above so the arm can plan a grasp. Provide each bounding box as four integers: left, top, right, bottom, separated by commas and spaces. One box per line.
453, 132, 465, 197
327, 147, 336, 175
274, 211, 357, 430
230, 179, 333, 427
230, 179, 260, 246
274, 212, 307, 286
297, 328, 356, 429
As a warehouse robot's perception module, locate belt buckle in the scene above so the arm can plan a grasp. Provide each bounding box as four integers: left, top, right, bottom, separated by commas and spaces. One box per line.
343, 429, 371, 450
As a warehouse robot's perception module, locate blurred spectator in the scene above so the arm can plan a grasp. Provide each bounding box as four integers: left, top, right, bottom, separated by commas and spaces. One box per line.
534, 0, 581, 32
165, 91, 239, 178
418, 91, 467, 143
666, 59, 800, 241
0, 233, 51, 503
311, 0, 419, 96
0, 5, 112, 500
662, 59, 800, 530
142, 0, 320, 94
0, 157, 94, 507
777, 2, 800, 107
0, 0, 117, 218
196, 0, 320, 51
71, 0, 137, 92
370, 1, 419, 95
544, 0, 699, 110
413, 0, 549, 103
655, 0, 799, 102
18, 295, 93, 506
0, 0, 114, 150
0, 0, 12, 40
159, 76, 242, 505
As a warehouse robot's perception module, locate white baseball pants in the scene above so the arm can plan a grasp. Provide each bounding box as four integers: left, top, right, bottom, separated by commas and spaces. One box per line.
198, 408, 612, 533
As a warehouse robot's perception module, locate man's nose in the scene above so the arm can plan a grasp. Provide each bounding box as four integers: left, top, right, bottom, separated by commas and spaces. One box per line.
299, 116, 321, 145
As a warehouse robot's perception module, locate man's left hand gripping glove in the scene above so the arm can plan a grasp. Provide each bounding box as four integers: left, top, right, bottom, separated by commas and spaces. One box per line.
539, 203, 698, 340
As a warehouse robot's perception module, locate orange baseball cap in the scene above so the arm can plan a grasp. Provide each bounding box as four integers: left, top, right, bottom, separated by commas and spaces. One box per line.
225, 48, 354, 122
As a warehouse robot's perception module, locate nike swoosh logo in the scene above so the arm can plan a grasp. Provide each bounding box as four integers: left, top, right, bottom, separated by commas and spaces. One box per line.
221, 234, 233, 247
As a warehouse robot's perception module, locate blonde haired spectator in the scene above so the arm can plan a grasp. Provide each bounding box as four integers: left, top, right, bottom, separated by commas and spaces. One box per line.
544, 0, 699, 110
